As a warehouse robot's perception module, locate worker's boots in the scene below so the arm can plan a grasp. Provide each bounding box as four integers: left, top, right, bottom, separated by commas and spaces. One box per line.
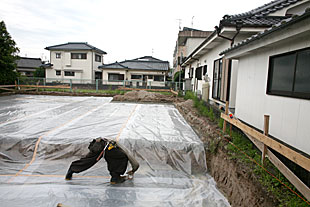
110, 175, 126, 184
65, 169, 73, 180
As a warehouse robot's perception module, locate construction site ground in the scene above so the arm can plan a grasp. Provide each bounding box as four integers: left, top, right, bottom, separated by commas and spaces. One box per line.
0, 93, 232, 207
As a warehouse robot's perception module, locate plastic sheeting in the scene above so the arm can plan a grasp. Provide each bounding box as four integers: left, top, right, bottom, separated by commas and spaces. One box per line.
0, 95, 230, 207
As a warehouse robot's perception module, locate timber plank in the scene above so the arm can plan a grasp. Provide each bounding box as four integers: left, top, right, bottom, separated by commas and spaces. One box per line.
221, 113, 310, 172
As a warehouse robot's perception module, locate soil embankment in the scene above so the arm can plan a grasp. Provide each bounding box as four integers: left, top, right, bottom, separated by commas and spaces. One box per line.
113, 91, 278, 207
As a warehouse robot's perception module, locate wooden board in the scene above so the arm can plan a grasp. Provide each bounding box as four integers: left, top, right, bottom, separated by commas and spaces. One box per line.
221, 113, 310, 172
18, 85, 70, 89
0, 85, 16, 88
246, 133, 310, 201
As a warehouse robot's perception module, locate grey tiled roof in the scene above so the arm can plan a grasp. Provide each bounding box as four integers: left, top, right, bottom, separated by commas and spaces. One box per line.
229, 0, 300, 18
45, 42, 107, 54
99, 56, 169, 71
220, 16, 287, 27
220, 9, 310, 55
16, 57, 42, 69
220, 0, 302, 27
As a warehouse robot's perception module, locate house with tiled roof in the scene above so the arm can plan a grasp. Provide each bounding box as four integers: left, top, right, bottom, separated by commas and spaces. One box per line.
99, 56, 169, 87
221, 9, 310, 156
181, 0, 309, 110
44, 42, 107, 83
15, 57, 43, 77
221, 8, 310, 199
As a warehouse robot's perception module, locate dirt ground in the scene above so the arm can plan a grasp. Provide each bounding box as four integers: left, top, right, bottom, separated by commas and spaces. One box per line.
113, 90, 278, 207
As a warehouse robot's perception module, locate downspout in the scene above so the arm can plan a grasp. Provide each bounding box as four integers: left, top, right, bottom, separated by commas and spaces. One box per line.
215, 21, 242, 46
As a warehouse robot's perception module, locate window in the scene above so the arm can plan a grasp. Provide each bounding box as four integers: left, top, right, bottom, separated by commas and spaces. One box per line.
64, 71, 75, 76
196, 67, 202, 80
189, 68, 194, 78
154, 75, 164, 81
95, 54, 101, 62
267, 47, 310, 99
212, 58, 223, 100
108, 73, 124, 81
203, 65, 207, 76
56, 70, 61, 76
56, 53, 61, 59
131, 75, 142, 79
71, 53, 87, 59
148, 75, 153, 79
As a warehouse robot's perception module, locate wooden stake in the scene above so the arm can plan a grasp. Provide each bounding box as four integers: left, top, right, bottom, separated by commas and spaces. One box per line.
223, 101, 229, 132
262, 115, 270, 165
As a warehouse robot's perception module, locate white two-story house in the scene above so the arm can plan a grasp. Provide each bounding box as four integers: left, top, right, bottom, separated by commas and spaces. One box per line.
45, 42, 107, 83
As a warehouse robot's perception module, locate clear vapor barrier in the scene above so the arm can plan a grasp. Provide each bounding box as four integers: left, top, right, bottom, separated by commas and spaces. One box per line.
0, 95, 230, 207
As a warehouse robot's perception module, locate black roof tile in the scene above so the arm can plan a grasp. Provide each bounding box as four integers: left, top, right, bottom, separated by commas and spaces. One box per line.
45, 42, 107, 54
99, 56, 169, 71
220, 9, 310, 55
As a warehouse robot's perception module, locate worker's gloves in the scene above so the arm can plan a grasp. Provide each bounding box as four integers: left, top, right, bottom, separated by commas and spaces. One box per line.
127, 170, 135, 175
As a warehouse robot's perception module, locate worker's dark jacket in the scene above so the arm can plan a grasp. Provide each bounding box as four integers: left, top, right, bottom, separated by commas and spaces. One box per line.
68, 138, 139, 178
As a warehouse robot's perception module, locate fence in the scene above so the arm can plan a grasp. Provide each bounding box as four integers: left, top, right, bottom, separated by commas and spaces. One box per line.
16, 77, 184, 92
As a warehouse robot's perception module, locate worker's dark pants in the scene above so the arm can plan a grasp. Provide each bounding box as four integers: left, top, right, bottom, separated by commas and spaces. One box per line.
67, 148, 128, 181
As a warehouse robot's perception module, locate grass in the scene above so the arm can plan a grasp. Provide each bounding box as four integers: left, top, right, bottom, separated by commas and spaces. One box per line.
183, 91, 309, 207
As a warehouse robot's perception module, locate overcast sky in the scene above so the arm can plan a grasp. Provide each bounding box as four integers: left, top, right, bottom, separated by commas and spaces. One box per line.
1, 0, 271, 64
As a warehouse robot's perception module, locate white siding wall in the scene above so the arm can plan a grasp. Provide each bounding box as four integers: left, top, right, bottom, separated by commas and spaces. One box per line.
188, 34, 254, 108
235, 38, 310, 155
186, 38, 207, 56
194, 41, 231, 104
102, 69, 166, 87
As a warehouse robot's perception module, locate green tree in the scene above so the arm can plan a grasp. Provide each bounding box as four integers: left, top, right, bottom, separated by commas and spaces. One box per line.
173, 70, 184, 82
0, 21, 19, 85
34, 67, 45, 78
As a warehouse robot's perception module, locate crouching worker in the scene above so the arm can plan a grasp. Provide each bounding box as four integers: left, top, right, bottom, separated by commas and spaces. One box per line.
65, 138, 139, 184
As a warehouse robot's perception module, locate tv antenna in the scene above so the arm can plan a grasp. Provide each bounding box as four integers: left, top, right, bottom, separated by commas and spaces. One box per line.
176, 19, 182, 31
191, 16, 195, 28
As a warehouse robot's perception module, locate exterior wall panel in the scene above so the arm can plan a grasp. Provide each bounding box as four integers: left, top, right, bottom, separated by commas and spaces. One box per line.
234, 37, 310, 155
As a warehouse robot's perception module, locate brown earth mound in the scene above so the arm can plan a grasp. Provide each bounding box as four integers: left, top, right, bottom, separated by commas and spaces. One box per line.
113, 90, 178, 103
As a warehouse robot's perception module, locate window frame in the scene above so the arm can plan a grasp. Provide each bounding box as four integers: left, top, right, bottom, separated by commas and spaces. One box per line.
154, 75, 164, 82
212, 58, 223, 100
131, 74, 142, 80
196, 66, 203, 80
95, 54, 102, 62
71, 53, 87, 59
108, 73, 124, 81
64, 71, 75, 76
266, 47, 310, 99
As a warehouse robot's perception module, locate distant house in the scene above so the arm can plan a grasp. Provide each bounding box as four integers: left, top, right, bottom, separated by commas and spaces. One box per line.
181, 0, 308, 109
222, 9, 310, 156
99, 56, 169, 87
16, 57, 42, 77
44, 42, 107, 83
173, 27, 212, 79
